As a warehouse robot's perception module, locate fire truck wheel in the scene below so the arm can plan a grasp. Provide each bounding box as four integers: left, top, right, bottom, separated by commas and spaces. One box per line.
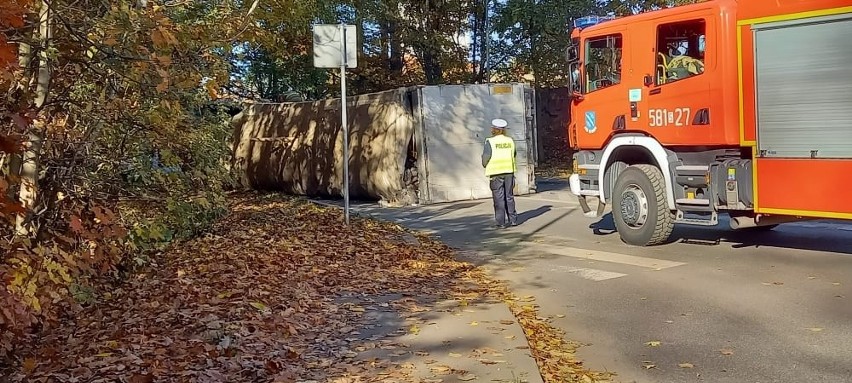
611, 164, 675, 246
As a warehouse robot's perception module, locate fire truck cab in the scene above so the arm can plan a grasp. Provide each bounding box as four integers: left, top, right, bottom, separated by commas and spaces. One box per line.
566, 0, 852, 246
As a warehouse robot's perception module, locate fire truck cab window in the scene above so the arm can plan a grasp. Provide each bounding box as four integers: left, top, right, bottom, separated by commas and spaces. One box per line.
655, 19, 706, 85
584, 34, 622, 93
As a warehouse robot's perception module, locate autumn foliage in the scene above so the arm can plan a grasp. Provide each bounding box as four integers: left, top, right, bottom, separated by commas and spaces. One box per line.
0, 2, 24, 70
1, 195, 614, 382
1, 195, 492, 380
0, 0, 240, 362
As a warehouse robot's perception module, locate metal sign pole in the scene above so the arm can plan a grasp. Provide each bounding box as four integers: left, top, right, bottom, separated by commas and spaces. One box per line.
339, 23, 350, 225
311, 23, 356, 225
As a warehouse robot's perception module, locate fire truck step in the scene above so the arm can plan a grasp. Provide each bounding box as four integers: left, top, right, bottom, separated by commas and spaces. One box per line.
675, 165, 709, 172
676, 210, 719, 226
676, 198, 710, 206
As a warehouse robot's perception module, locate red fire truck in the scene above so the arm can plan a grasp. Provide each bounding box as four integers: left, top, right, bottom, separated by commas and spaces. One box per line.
566, 0, 852, 246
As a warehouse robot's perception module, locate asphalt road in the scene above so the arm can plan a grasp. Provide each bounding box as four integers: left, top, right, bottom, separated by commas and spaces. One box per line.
338, 180, 852, 383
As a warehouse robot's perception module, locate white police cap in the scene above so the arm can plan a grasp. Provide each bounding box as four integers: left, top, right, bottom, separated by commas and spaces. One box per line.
491, 118, 508, 128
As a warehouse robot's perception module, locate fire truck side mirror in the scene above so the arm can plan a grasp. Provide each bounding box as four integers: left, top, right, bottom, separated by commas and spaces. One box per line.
567, 46, 579, 62
569, 61, 582, 97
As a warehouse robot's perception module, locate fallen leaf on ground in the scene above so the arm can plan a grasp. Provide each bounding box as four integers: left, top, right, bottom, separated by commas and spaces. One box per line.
6, 194, 615, 383
430, 365, 452, 373
719, 349, 734, 355
21, 358, 37, 373
806, 327, 824, 332
679, 362, 694, 368
646, 341, 661, 347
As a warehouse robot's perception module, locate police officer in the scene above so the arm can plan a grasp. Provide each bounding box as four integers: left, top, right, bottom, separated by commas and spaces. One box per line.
481, 118, 518, 228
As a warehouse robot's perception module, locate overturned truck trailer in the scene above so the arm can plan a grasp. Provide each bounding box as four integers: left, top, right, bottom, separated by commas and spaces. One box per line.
231, 83, 538, 206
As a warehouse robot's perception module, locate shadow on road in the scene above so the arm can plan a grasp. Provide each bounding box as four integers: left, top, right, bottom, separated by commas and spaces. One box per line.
534, 178, 570, 193
585, 212, 852, 255
518, 205, 552, 225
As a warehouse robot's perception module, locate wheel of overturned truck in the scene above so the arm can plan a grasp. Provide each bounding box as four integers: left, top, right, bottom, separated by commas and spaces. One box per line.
611, 164, 675, 246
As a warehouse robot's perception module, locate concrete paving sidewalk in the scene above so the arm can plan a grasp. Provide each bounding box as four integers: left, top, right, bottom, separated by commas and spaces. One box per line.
352, 295, 542, 383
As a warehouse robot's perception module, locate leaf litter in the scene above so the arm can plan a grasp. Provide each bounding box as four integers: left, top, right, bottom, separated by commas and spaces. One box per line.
4, 193, 614, 382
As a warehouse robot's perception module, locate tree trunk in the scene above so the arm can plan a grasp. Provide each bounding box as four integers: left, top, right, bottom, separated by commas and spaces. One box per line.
480, 0, 490, 82
15, 0, 51, 237
421, 48, 443, 85
14, 133, 42, 236
388, 21, 403, 77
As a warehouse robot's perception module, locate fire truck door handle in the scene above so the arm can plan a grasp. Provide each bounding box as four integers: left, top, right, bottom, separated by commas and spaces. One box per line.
649, 88, 662, 95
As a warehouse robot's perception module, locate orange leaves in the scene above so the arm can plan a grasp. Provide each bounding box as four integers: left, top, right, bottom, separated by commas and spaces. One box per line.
0, 0, 30, 70
156, 68, 170, 93
0, 0, 29, 29
204, 79, 220, 99
69, 216, 84, 233
0, 40, 17, 71
21, 357, 37, 373
1, 200, 128, 358
2, 194, 497, 380
150, 26, 178, 50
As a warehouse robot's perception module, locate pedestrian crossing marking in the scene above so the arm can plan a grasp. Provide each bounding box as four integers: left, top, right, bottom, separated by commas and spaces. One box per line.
535, 243, 686, 270
550, 266, 627, 281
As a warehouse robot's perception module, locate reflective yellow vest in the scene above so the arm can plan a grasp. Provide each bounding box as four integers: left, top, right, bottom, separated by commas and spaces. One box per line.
485, 135, 516, 176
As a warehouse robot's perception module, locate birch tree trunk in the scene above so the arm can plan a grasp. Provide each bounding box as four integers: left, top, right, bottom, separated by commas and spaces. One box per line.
15, 0, 51, 237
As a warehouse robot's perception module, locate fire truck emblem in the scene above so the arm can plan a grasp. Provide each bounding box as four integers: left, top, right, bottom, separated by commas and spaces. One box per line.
584, 111, 597, 133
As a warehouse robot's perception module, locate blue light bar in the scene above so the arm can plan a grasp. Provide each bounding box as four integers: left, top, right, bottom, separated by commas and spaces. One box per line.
574, 15, 615, 30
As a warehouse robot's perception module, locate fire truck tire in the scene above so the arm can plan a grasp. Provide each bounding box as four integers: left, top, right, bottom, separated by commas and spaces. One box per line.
611, 164, 675, 246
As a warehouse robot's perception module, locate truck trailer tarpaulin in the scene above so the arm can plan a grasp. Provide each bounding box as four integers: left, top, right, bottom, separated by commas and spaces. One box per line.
231, 83, 538, 206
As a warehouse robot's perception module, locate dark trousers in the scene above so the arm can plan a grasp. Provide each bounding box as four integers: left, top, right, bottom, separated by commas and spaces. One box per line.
489, 173, 518, 226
